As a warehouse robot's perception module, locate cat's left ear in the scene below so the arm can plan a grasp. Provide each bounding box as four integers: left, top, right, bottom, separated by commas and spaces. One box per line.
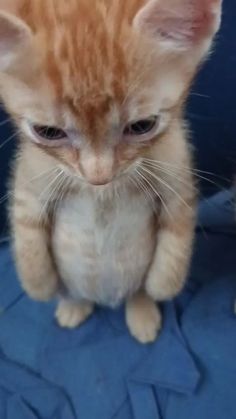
0, 11, 33, 72
133, 0, 222, 60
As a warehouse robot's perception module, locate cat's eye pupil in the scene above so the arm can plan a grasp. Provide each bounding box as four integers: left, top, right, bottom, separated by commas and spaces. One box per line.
33, 125, 66, 140
124, 117, 157, 136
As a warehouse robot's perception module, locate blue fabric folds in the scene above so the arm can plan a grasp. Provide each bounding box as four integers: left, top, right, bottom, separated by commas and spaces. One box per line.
0, 190, 236, 418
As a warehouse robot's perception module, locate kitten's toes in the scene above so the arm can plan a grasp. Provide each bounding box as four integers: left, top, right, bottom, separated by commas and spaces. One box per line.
126, 294, 162, 344
56, 300, 94, 328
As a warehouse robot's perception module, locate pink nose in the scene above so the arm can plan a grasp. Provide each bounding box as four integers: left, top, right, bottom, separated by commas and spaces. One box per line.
79, 151, 114, 186
87, 177, 112, 186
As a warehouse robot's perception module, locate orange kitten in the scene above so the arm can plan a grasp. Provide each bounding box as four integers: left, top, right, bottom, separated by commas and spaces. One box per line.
0, 0, 221, 343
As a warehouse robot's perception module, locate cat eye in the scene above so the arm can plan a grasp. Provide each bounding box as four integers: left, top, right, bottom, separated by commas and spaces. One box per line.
33, 125, 67, 141
124, 116, 158, 137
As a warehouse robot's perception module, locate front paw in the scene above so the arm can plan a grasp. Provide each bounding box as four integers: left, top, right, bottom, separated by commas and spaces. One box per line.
22, 275, 58, 302
145, 270, 184, 302
127, 305, 161, 344
56, 300, 94, 329
126, 294, 162, 344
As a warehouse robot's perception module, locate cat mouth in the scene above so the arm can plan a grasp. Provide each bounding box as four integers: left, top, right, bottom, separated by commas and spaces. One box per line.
88, 179, 111, 186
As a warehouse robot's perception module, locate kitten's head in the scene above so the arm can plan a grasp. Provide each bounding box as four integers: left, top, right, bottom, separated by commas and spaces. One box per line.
0, 0, 222, 185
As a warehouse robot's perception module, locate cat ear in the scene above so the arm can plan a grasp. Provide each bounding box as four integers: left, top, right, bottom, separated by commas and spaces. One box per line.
133, 0, 222, 54
0, 0, 22, 14
0, 11, 32, 72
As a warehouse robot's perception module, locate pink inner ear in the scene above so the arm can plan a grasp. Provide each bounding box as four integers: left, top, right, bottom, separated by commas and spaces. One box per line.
0, 0, 22, 15
0, 16, 23, 52
0, 12, 31, 57
134, 0, 222, 47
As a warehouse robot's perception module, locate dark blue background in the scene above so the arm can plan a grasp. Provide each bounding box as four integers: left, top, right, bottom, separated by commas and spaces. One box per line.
0, 0, 236, 236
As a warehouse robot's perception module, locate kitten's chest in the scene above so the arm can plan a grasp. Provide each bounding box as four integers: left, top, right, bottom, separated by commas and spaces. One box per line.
54, 188, 155, 248
52, 187, 157, 306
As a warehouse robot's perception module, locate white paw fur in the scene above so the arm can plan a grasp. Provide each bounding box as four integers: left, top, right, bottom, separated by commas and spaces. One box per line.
126, 294, 162, 344
56, 299, 93, 328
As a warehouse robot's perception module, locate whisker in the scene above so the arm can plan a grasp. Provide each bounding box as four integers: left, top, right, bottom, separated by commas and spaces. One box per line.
144, 161, 236, 212
135, 168, 173, 220
39, 169, 63, 201
0, 117, 12, 127
0, 130, 19, 149
129, 174, 146, 199
0, 167, 59, 206
139, 165, 193, 213
51, 174, 71, 218
143, 157, 229, 178
129, 173, 156, 213
190, 92, 210, 98
52, 174, 66, 207
142, 158, 231, 188
38, 170, 64, 221
142, 160, 197, 190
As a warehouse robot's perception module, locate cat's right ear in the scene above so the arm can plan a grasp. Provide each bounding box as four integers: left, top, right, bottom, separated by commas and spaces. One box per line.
0, 11, 32, 72
0, 0, 22, 14
133, 0, 222, 62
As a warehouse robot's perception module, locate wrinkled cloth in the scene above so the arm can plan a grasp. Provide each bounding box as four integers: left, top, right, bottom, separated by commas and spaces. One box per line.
0, 190, 235, 419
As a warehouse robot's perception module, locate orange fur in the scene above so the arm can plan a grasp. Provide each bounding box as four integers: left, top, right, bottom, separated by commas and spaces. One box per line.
0, 0, 222, 343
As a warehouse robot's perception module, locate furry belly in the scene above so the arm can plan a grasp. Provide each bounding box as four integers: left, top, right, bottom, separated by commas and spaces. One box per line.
52, 191, 156, 307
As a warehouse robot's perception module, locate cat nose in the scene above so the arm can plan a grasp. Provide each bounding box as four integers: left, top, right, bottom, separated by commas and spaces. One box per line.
87, 175, 112, 186
80, 149, 114, 186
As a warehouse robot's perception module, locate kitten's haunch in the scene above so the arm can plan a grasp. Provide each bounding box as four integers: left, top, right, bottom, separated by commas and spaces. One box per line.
0, 0, 222, 343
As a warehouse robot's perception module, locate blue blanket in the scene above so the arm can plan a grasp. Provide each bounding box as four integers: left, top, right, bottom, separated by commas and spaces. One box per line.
0, 190, 236, 419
